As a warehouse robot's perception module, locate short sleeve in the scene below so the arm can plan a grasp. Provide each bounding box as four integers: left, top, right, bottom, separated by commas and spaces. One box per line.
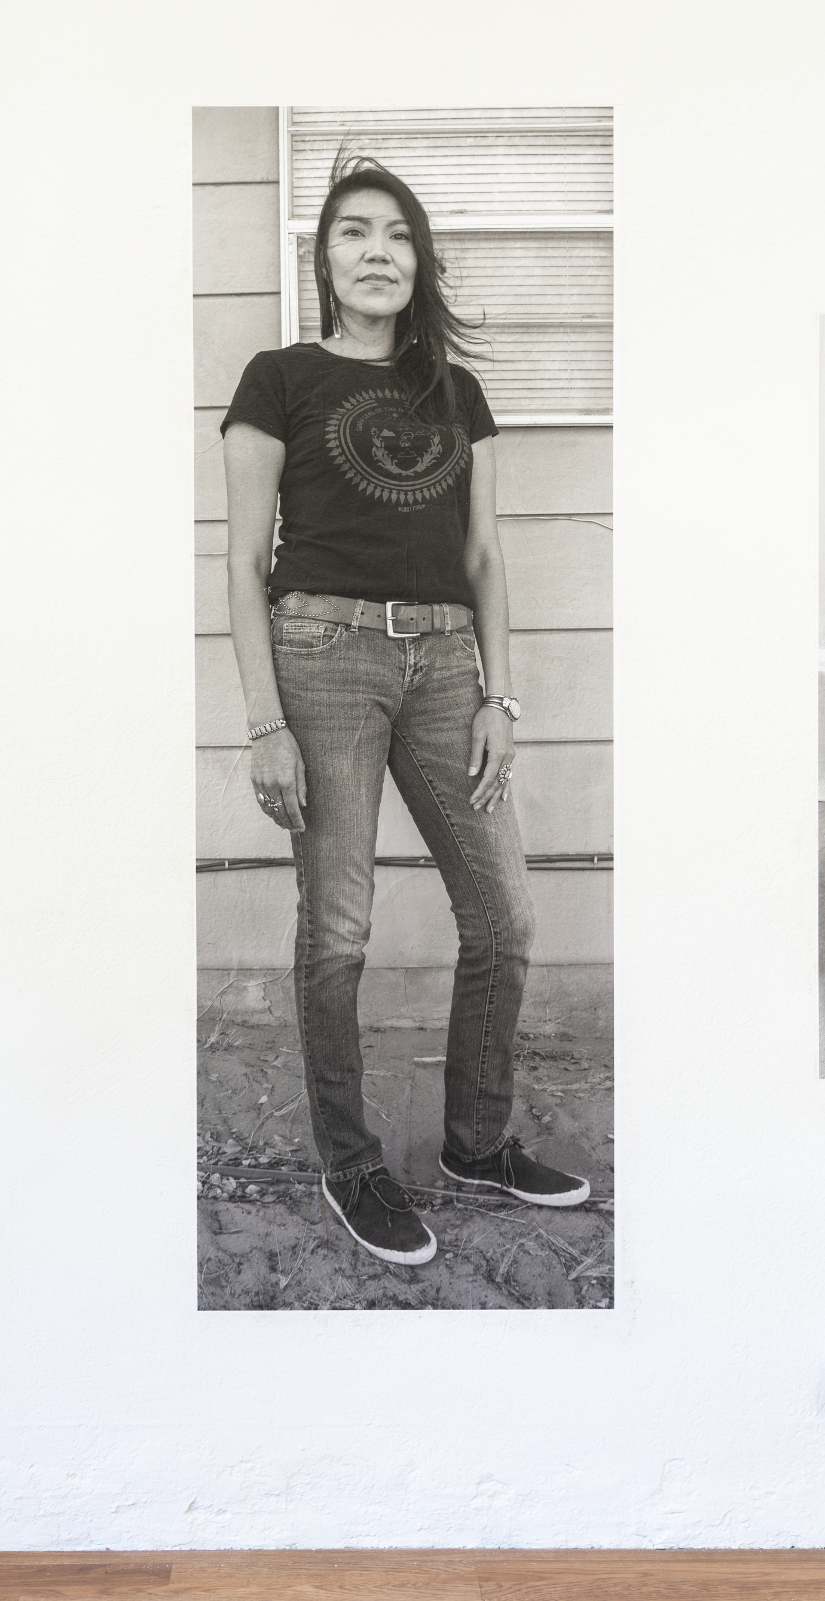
454, 366, 499, 443
220, 351, 287, 442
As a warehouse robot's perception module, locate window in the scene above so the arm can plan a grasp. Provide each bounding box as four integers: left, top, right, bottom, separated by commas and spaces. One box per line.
279, 106, 613, 425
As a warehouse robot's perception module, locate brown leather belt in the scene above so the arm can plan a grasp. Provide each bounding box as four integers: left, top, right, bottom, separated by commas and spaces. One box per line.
271, 591, 473, 638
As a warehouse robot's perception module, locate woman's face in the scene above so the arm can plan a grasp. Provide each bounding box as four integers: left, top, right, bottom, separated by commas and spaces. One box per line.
324, 188, 417, 324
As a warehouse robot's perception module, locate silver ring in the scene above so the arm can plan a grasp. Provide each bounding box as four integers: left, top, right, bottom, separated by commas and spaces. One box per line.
497, 763, 513, 785
269, 799, 282, 811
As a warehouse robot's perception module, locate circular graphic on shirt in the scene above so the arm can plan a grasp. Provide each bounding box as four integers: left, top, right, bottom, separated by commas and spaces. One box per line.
324, 387, 471, 505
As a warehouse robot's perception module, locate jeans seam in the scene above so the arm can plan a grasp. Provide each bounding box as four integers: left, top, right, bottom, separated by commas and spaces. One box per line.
390, 727, 501, 1156
443, 1130, 510, 1163
273, 623, 344, 655
389, 638, 414, 721
325, 1157, 385, 1184
294, 831, 335, 1170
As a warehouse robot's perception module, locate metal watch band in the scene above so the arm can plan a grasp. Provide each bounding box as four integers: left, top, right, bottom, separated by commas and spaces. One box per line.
483, 696, 519, 721
247, 719, 287, 741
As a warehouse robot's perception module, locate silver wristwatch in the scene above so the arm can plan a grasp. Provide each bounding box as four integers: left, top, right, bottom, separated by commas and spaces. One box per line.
483, 695, 522, 722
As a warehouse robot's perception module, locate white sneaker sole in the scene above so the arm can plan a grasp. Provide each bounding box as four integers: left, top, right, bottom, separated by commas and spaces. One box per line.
439, 1155, 590, 1207
322, 1175, 438, 1265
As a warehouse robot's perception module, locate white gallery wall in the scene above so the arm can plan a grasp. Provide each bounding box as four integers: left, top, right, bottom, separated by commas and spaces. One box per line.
3, 0, 825, 1550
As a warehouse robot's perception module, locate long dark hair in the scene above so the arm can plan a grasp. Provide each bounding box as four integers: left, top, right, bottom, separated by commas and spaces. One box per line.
313, 151, 485, 424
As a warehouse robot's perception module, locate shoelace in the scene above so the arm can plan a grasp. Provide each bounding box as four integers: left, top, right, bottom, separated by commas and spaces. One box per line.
340, 1167, 415, 1219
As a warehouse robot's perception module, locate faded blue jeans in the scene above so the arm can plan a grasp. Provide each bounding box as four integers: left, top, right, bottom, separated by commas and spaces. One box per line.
271, 601, 536, 1182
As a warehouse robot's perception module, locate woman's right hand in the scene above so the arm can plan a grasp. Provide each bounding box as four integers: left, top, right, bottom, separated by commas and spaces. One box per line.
250, 728, 307, 832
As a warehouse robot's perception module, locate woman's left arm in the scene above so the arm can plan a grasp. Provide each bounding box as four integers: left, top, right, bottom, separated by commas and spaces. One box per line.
463, 435, 516, 814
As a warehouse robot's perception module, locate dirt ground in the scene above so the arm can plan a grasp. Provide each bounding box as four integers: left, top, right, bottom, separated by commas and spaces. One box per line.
197, 1010, 614, 1312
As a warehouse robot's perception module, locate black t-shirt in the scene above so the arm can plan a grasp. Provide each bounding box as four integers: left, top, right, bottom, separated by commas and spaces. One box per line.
220, 342, 498, 607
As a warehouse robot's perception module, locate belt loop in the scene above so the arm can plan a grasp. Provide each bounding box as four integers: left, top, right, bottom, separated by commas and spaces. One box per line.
350, 598, 364, 633
443, 603, 451, 635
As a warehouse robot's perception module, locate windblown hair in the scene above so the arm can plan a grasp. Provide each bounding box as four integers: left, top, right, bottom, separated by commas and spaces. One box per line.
313, 151, 486, 424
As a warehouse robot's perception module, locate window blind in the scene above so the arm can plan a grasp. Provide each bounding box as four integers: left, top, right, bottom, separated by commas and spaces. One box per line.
296, 230, 613, 415
289, 125, 612, 218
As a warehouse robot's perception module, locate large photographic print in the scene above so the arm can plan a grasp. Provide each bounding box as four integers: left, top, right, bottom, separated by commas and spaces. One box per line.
195, 107, 614, 1309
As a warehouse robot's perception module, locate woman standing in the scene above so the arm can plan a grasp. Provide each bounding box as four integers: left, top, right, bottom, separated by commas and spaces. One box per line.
222, 154, 590, 1268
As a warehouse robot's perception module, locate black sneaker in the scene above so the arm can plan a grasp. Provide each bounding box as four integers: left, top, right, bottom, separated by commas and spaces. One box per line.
322, 1166, 437, 1265
440, 1137, 590, 1207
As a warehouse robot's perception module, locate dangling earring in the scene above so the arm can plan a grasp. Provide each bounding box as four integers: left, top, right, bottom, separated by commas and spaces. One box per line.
408, 295, 417, 345
330, 294, 342, 339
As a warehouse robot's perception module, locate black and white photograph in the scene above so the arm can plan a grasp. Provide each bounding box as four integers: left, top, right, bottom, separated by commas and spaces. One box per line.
195, 105, 614, 1310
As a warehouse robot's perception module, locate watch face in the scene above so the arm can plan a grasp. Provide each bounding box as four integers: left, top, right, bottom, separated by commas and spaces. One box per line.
507, 697, 522, 720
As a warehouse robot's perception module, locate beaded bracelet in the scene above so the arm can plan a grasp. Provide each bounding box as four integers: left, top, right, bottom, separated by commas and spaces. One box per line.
247, 719, 287, 741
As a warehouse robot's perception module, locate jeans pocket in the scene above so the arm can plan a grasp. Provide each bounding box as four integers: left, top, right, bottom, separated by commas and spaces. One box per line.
271, 618, 344, 653
453, 625, 478, 656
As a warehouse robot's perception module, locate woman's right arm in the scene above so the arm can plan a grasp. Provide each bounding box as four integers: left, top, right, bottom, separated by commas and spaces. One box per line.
224, 422, 306, 832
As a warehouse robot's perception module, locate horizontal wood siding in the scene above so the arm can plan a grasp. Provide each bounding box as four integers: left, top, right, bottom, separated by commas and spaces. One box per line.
197, 743, 612, 858
194, 408, 613, 522
194, 296, 281, 407
197, 865, 613, 968
195, 520, 228, 555
193, 185, 280, 294
195, 631, 611, 746
194, 409, 230, 521
195, 520, 612, 633
192, 107, 279, 183
494, 428, 612, 514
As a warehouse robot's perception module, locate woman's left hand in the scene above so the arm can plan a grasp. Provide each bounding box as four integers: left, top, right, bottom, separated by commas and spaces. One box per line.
468, 705, 515, 813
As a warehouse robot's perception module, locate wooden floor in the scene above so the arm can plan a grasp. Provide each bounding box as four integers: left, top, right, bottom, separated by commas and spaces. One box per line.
0, 1550, 823, 1599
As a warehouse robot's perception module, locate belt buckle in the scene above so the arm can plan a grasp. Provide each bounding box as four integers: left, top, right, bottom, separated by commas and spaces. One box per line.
385, 600, 419, 638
